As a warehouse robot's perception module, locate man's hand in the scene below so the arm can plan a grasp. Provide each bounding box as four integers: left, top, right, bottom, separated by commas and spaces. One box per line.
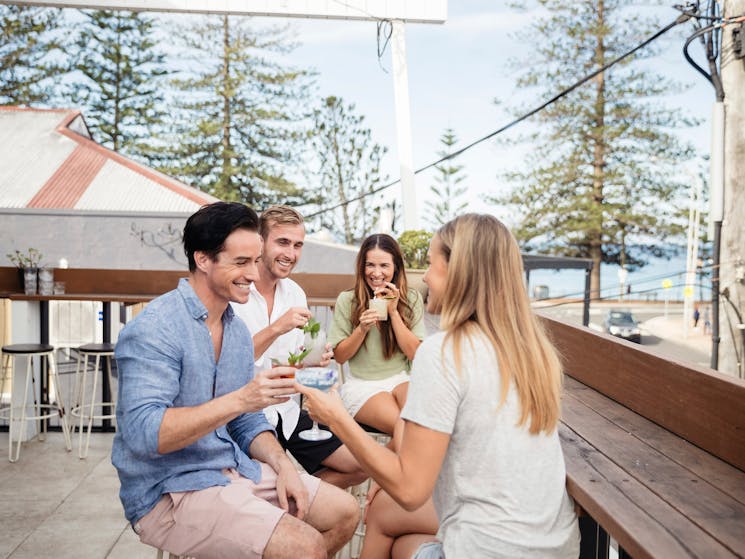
274, 306, 312, 336
236, 367, 298, 412
275, 460, 310, 519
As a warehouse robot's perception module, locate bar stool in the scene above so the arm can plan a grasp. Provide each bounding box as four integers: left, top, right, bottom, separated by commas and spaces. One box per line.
70, 342, 116, 459
0, 343, 72, 462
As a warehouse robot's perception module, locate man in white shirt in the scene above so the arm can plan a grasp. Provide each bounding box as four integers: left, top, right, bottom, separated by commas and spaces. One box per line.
232, 205, 366, 489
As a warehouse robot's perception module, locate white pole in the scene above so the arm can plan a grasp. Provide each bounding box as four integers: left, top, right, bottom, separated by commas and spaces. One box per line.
390, 20, 418, 231
683, 172, 697, 337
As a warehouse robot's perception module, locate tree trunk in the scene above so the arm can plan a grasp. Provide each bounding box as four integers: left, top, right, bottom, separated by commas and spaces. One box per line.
719, 0, 745, 378
590, 0, 607, 300
220, 15, 232, 200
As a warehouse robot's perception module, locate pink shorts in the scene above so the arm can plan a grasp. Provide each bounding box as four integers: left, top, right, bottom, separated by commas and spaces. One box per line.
134, 463, 321, 558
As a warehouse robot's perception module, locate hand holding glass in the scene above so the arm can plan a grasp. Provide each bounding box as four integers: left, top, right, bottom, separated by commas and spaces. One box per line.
369, 298, 388, 320
295, 367, 337, 441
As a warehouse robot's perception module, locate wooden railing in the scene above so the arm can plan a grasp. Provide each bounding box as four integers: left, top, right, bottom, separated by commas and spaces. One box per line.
0, 267, 353, 305
543, 317, 745, 558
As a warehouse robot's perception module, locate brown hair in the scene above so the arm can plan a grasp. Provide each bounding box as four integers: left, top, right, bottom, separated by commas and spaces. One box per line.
259, 205, 304, 239
436, 214, 563, 434
352, 234, 413, 360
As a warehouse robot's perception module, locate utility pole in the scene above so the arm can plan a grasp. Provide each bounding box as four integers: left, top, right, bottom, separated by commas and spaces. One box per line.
719, 0, 745, 378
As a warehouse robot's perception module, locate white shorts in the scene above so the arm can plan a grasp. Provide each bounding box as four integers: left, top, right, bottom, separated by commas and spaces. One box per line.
340, 370, 410, 417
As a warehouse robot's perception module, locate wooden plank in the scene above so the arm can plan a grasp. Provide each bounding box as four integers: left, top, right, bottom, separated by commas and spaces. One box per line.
562, 387, 745, 556
1, 267, 355, 302
0, 267, 187, 297
291, 273, 354, 300
561, 423, 735, 559
543, 316, 745, 472
565, 377, 745, 506
0, 267, 21, 292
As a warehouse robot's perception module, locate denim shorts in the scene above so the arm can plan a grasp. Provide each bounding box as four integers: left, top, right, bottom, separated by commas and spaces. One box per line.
412, 541, 444, 559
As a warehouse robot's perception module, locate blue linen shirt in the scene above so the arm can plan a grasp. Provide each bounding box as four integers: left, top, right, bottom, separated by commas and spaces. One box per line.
112, 278, 274, 525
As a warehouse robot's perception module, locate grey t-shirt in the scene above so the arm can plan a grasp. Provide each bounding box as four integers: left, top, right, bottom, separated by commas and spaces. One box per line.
401, 330, 580, 558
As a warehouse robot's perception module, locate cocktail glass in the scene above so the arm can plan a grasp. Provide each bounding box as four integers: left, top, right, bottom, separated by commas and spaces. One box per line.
295, 367, 337, 441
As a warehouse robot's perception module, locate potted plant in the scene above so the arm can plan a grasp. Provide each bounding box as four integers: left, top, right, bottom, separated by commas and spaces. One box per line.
397, 230, 432, 301
6, 248, 43, 294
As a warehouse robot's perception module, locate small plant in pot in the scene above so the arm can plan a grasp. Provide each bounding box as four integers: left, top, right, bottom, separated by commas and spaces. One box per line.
6, 248, 43, 294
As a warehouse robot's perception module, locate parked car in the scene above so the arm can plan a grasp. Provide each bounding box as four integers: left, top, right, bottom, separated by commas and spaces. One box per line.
604, 310, 642, 343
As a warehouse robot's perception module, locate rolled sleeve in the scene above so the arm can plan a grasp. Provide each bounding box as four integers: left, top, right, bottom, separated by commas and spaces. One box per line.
115, 325, 181, 459
228, 412, 275, 454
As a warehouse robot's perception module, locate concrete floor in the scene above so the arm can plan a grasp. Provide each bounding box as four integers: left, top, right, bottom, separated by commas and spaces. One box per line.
0, 429, 367, 559
0, 431, 153, 559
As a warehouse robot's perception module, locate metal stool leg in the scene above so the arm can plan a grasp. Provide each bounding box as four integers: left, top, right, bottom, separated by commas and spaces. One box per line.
48, 352, 72, 452
80, 353, 100, 459
0, 352, 10, 408
105, 354, 116, 431
77, 352, 91, 458
70, 348, 85, 433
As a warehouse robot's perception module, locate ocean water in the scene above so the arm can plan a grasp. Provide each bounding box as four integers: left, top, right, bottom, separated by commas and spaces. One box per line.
527, 252, 712, 302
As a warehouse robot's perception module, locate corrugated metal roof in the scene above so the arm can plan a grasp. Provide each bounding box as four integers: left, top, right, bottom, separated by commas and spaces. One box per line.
0, 106, 218, 212
28, 145, 107, 208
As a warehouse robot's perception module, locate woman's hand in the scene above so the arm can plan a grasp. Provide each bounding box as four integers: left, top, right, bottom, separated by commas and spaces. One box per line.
375, 282, 400, 315
295, 382, 347, 428
318, 343, 333, 367
359, 308, 380, 333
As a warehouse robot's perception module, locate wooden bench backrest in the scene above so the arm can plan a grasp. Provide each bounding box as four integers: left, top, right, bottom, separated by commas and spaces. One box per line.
542, 316, 745, 472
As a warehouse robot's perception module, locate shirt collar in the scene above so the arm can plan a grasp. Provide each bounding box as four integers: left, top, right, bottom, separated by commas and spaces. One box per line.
177, 277, 235, 323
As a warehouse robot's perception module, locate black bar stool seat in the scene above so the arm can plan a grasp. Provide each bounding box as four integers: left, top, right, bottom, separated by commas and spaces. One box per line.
77, 343, 116, 353
2, 343, 54, 354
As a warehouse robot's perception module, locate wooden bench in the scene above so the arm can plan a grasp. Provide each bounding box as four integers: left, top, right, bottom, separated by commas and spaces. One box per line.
543, 317, 745, 559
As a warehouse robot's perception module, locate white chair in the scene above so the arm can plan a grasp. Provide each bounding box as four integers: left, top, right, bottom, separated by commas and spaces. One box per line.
70, 342, 116, 458
0, 343, 72, 462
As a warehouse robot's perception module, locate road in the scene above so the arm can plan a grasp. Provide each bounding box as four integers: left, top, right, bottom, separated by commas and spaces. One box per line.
533, 300, 712, 369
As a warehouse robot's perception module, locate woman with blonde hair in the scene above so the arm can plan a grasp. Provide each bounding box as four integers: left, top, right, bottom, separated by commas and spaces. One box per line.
300, 214, 579, 558
329, 233, 425, 435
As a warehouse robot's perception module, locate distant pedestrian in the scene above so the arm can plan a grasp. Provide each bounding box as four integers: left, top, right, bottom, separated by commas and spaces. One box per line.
703, 306, 712, 335
693, 306, 701, 328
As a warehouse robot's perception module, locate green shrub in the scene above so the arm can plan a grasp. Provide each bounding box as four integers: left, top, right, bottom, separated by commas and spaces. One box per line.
398, 230, 433, 269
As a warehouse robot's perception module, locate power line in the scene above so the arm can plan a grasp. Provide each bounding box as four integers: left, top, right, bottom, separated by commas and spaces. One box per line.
306, 11, 693, 221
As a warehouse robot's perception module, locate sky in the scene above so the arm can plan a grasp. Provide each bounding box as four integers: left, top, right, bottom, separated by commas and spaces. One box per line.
275, 0, 716, 234
39, 0, 716, 296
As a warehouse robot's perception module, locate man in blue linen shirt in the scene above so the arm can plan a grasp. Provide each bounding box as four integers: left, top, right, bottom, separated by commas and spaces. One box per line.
112, 202, 357, 559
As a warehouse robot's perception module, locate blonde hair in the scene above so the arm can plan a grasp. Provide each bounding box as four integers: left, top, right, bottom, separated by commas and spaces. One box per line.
436, 214, 563, 434
259, 205, 304, 239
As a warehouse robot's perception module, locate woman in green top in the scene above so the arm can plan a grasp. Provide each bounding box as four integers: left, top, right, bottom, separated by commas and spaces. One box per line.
329, 234, 426, 434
